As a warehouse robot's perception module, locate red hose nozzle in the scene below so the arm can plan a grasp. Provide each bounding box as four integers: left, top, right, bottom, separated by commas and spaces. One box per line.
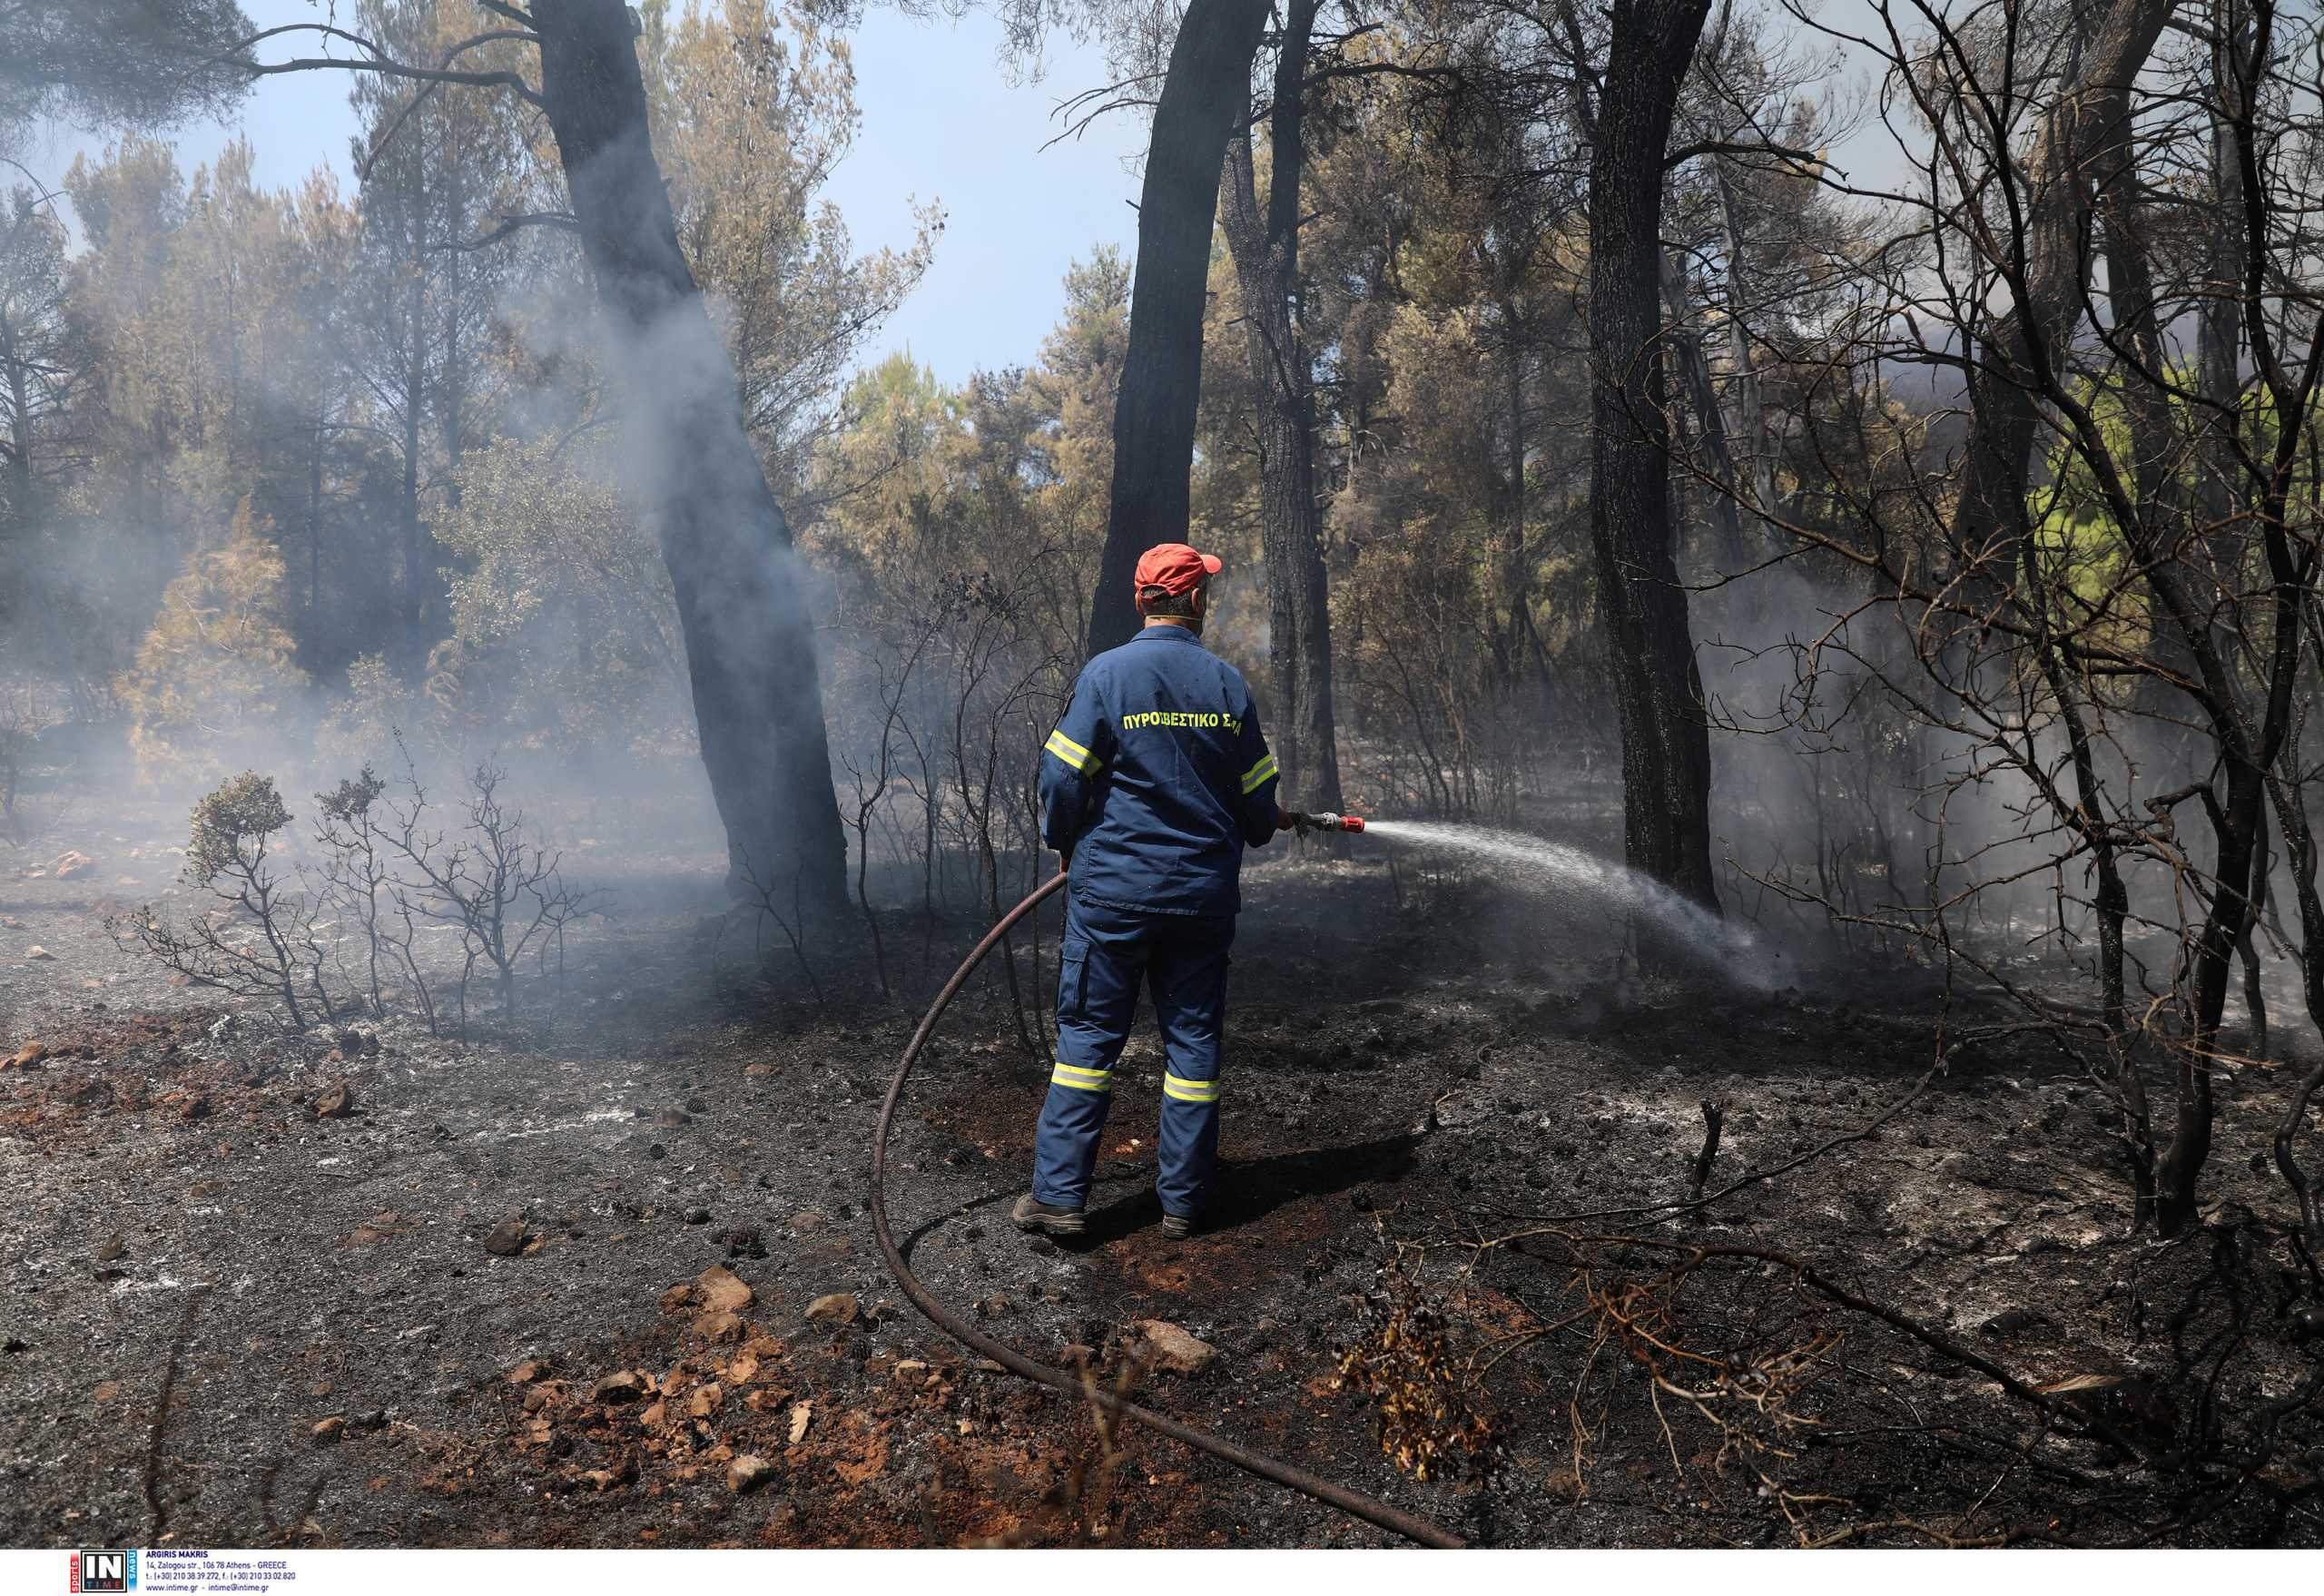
1285, 810, 1367, 834
1338, 814, 1366, 832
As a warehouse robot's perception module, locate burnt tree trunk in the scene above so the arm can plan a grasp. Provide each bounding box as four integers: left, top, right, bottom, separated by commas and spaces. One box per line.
1218, 0, 1342, 813
1658, 244, 1750, 577
1085, 0, 1270, 658
1945, 0, 2177, 595
1588, 0, 1719, 915
1713, 163, 1779, 519
400, 261, 425, 648
532, 0, 845, 909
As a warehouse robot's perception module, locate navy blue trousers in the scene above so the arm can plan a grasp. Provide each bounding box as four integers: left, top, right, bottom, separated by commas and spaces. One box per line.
1032, 893, 1235, 1218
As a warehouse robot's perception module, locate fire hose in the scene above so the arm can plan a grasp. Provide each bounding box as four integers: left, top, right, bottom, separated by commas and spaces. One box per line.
870, 818, 1463, 1549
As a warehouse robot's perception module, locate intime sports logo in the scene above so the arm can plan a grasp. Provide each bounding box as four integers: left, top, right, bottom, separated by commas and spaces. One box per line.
69, 1550, 137, 1592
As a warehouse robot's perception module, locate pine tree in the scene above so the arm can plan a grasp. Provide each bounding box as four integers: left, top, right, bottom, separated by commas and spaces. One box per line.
116, 498, 309, 780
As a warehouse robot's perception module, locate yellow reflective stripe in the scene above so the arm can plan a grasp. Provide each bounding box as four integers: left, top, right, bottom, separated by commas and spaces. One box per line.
1050, 1062, 1113, 1091
1162, 1073, 1220, 1103
1045, 729, 1101, 776
1239, 754, 1278, 793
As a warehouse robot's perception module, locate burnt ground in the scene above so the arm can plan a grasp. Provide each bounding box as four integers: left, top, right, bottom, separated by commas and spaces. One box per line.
1, 803, 2320, 1549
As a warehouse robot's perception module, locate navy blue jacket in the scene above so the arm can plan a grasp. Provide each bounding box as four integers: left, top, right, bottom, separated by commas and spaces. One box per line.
1039, 624, 1281, 915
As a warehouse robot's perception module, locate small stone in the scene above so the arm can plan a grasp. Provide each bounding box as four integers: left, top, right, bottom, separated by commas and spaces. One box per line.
694, 1265, 753, 1315
686, 1382, 724, 1420
314, 1081, 354, 1118
638, 1401, 667, 1429
506, 1359, 548, 1384
698, 1312, 746, 1345
94, 1234, 126, 1265
684, 1207, 711, 1225
25, 946, 54, 961
1981, 1307, 2047, 1340
483, 1219, 527, 1257
787, 1403, 812, 1445
4, 1041, 46, 1070
893, 1360, 928, 1382
355, 1410, 388, 1432
660, 1285, 694, 1314
177, 1094, 211, 1120
1132, 1320, 1217, 1375
311, 1416, 345, 1444
803, 1292, 858, 1325
723, 1355, 760, 1385
590, 1371, 648, 1404
726, 1454, 775, 1493
92, 1381, 120, 1404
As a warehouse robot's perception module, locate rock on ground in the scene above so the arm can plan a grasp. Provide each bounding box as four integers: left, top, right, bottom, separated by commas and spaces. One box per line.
1133, 1320, 1218, 1375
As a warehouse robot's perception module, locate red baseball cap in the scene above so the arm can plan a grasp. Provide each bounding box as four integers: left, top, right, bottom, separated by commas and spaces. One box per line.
1134, 542, 1223, 599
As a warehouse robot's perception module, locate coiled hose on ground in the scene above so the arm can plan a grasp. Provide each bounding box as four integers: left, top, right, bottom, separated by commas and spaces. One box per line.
870, 869, 1464, 1549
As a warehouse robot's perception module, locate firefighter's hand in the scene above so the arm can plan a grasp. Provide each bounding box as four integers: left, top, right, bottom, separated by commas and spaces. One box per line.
1276, 812, 1302, 832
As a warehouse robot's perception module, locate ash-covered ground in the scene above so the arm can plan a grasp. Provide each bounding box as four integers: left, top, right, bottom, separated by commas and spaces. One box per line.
1, 796, 2319, 1548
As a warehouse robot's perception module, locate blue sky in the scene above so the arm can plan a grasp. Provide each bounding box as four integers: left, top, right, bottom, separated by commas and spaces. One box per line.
25, 0, 1147, 387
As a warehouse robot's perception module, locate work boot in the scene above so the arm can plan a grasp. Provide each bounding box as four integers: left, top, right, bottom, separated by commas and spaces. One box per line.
1159, 1212, 1196, 1241
1011, 1194, 1086, 1238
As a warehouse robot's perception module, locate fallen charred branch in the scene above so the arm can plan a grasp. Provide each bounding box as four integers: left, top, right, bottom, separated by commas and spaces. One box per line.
1462, 1222, 2324, 1543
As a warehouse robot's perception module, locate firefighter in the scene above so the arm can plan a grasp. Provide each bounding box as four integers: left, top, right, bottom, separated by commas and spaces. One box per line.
1012, 542, 1286, 1242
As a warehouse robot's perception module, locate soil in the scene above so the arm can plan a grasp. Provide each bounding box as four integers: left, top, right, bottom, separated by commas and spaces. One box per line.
1, 800, 2319, 1549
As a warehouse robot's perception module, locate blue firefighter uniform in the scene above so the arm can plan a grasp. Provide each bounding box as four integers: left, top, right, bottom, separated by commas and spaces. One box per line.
1032, 623, 1281, 1220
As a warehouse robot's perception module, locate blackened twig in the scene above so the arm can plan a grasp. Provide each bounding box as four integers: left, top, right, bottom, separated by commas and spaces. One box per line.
1689, 1098, 1726, 1204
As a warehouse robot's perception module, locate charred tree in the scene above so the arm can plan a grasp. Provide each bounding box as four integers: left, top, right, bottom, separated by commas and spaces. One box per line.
1219, 0, 1342, 815
530, 0, 845, 908
1588, 0, 1719, 914
1085, 0, 1271, 658
1944, 0, 2177, 595
1658, 243, 1751, 577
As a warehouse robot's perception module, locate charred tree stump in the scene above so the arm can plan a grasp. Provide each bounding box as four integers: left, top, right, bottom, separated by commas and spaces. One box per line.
1689, 1098, 1724, 1206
